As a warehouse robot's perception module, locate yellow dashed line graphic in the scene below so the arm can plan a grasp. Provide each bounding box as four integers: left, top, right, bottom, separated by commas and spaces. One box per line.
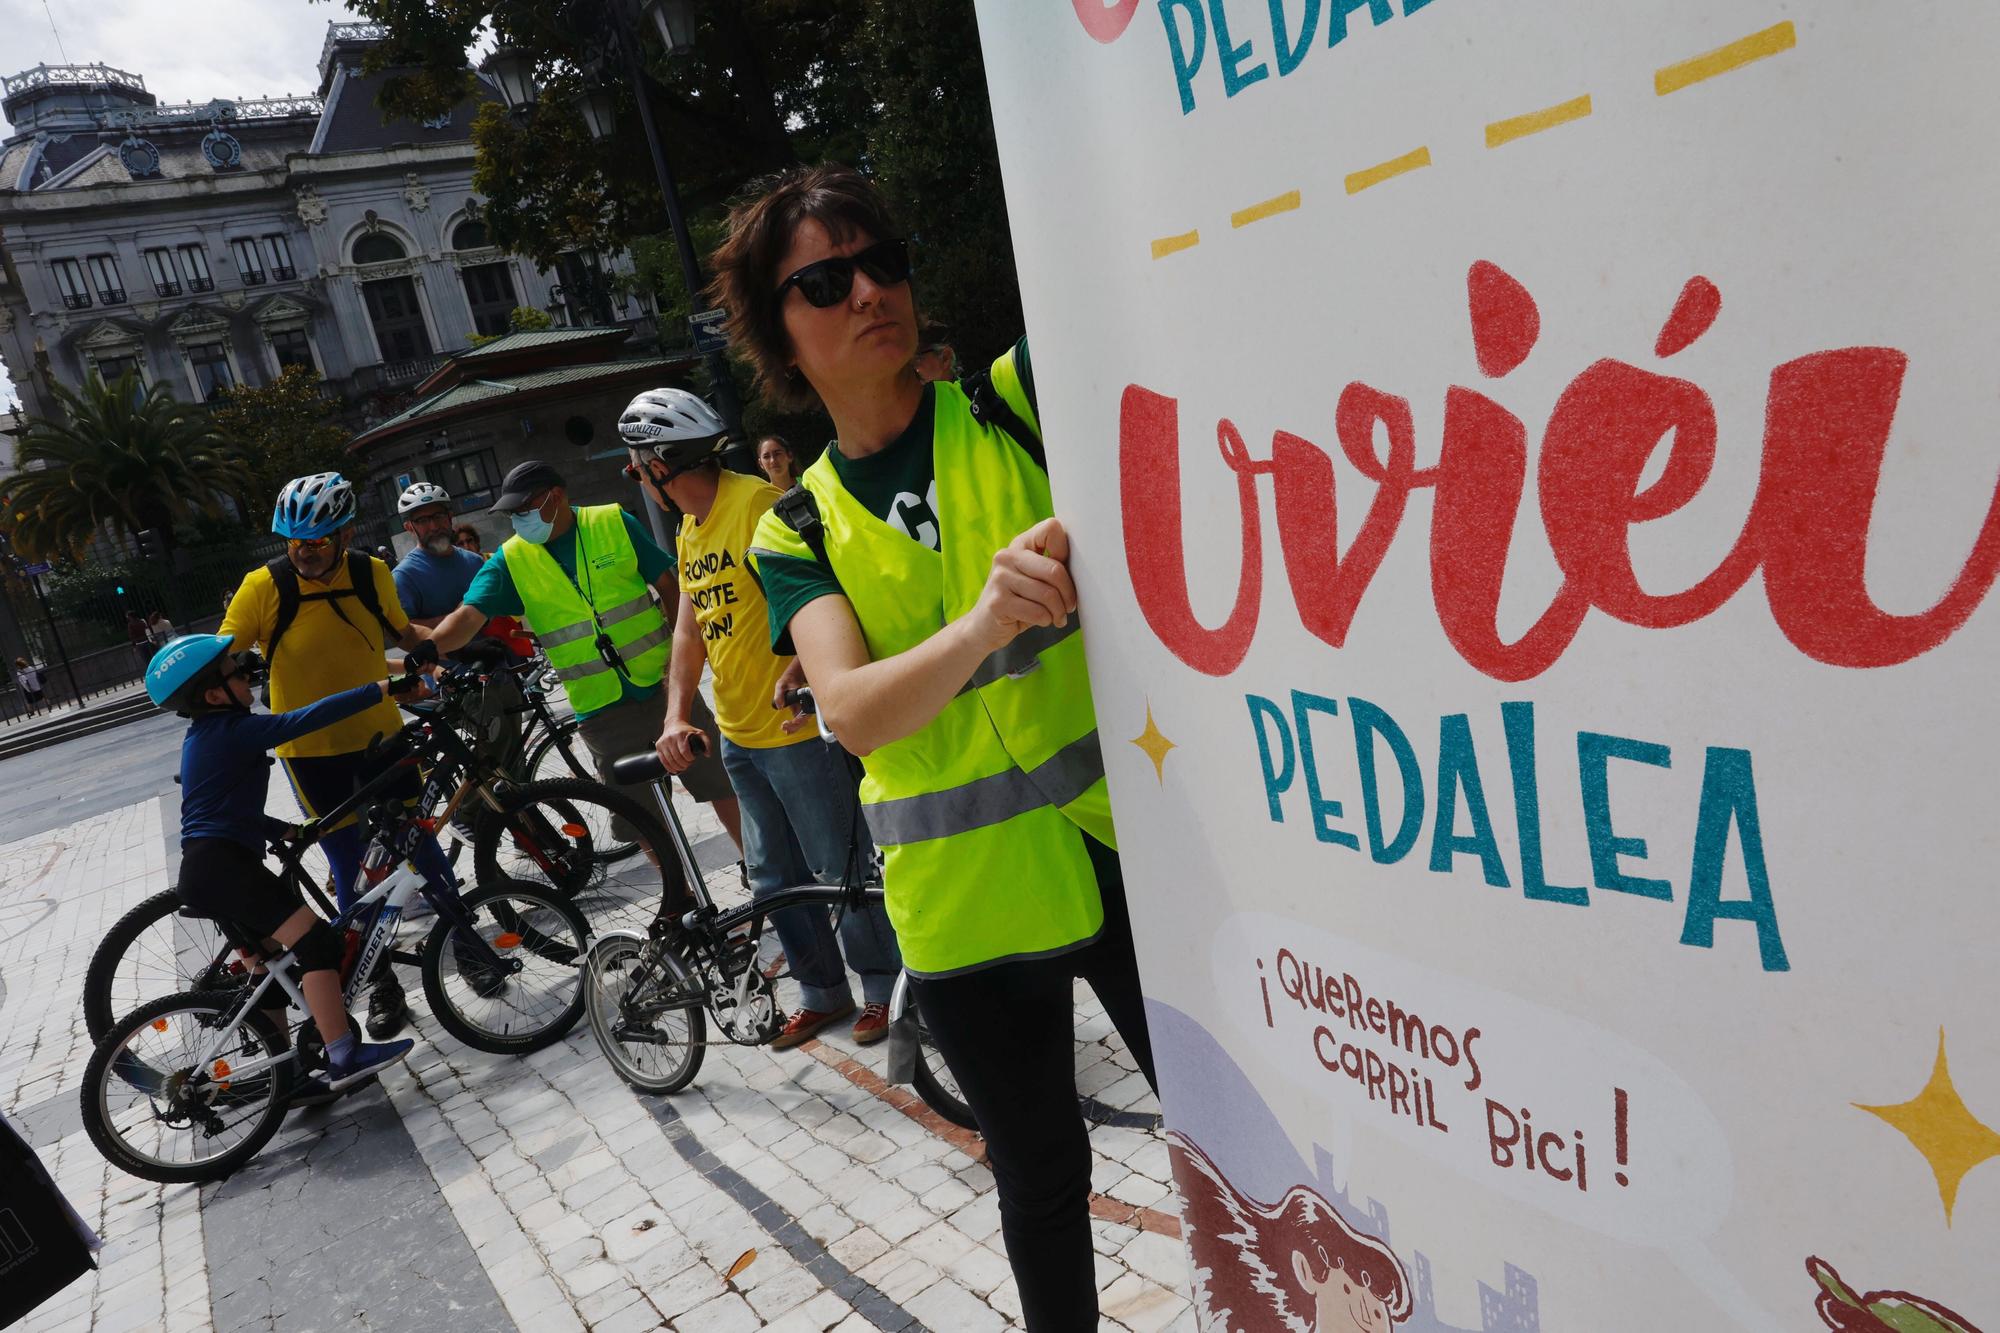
1346, 147, 1432, 195
1486, 94, 1593, 149
1656, 21, 1796, 96
1148, 19, 1798, 259
1231, 190, 1301, 228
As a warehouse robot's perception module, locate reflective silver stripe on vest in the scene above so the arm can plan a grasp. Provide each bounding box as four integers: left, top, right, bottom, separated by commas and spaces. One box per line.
958, 617, 1080, 696
864, 730, 1105, 845
619, 624, 670, 659
597, 593, 655, 625
548, 624, 670, 682
553, 657, 614, 681
536, 594, 658, 650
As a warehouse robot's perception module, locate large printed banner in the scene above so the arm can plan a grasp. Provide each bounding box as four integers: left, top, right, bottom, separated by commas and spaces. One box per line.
972, 3, 1999, 1328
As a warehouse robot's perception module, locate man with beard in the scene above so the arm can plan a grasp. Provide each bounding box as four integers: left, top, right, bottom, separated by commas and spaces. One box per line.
391, 482, 491, 656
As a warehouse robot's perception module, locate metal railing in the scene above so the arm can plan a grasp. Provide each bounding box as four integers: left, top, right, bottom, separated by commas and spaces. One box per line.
2, 63, 147, 98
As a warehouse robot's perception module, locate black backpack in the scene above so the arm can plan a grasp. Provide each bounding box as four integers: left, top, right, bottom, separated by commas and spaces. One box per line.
262, 550, 400, 666
774, 367, 1046, 574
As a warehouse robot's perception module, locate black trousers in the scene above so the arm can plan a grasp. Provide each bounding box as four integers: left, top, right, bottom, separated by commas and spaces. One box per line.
908, 836, 1157, 1333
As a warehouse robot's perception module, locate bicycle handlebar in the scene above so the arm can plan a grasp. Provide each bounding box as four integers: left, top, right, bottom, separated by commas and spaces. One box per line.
607, 730, 709, 786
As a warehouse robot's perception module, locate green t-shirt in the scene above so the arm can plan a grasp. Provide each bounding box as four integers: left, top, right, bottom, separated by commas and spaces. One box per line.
464, 506, 674, 719
754, 337, 1037, 654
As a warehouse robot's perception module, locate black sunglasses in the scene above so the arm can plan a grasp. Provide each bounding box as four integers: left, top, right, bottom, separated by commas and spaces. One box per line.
776, 238, 912, 309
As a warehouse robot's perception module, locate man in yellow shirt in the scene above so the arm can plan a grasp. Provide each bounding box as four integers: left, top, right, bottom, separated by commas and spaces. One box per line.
221, 471, 451, 1038
623, 388, 902, 1048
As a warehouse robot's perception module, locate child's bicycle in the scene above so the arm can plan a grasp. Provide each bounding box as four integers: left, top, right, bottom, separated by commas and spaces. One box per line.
580, 691, 977, 1128
79, 737, 591, 1186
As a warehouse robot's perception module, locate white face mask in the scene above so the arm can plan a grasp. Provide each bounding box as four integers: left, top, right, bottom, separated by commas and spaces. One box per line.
510, 503, 554, 544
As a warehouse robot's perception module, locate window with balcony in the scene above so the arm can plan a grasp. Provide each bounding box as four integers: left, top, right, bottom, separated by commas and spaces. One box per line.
143, 248, 181, 297
51, 258, 91, 310
187, 342, 234, 400
230, 237, 266, 286
87, 255, 126, 305
460, 262, 518, 338
177, 245, 214, 293
268, 326, 314, 373
263, 234, 296, 282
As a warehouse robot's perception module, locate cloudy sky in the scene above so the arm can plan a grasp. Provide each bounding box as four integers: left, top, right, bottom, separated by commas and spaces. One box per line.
0, 0, 370, 409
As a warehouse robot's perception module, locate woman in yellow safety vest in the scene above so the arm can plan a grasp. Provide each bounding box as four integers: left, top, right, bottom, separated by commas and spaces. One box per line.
721, 164, 1156, 1333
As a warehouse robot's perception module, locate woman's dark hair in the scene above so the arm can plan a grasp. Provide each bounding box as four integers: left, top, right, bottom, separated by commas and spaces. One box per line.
454, 524, 480, 546
708, 164, 907, 411
758, 433, 794, 459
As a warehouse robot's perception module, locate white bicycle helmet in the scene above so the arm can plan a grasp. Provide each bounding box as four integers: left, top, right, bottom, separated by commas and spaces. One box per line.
272, 472, 356, 539
398, 480, 452, 515
618, 387, 728, 472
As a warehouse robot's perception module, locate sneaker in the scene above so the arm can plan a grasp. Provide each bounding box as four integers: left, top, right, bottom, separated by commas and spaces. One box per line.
852, 1003, 891, 1046
326, 1038, 414, 1091
770, 1001, 856, 1051
365, 976, 410, 1039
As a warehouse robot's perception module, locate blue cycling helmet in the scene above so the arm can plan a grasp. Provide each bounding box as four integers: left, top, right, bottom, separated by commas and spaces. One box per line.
272, 471, 356, 539
145, 633, 234, 714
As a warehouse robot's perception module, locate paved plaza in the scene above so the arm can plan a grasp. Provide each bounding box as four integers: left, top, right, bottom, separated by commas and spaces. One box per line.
0, 719, 1194, 1332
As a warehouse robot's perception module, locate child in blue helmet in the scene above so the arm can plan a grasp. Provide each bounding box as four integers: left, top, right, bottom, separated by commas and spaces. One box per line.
147, 633, 427, 1096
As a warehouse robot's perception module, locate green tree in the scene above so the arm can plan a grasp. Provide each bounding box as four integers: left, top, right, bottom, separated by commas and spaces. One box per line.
207, 366, 353, 521
1, 373, 248, 561
468, 305, 558, 347
335, 0, 1025, 367
857, 0, 1026, 369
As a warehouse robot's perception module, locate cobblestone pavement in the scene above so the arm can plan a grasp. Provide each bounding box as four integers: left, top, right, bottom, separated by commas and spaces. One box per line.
2, 754, 1194, 1331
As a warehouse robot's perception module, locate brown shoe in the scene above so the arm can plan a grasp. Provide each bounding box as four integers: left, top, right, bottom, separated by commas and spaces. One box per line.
852, 1003, 890, 1046
770, 1002, 856, 1050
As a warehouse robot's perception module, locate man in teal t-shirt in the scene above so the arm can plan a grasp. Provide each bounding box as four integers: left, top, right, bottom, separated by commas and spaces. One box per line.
424, 460, 739, 846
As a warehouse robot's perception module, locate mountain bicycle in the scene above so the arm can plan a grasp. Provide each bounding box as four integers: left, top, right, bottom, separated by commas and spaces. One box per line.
79, 787, 589, 1184
81, 651, 663, 1041
579, 700, 977, 1129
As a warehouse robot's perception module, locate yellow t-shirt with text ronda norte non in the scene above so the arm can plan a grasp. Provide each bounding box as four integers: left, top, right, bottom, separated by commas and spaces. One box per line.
677, 469, 811, 750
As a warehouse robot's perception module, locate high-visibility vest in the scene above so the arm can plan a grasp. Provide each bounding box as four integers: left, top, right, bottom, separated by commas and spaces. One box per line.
503, 504, 669, 716
750, 354, 1114, 977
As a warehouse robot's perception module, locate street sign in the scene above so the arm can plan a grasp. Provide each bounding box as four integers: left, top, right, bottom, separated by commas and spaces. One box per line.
20, 562, 50, 576
689, 307, 730, 355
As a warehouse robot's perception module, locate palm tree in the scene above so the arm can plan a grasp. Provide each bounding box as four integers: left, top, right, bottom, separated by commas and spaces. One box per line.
1, 372, 249, 561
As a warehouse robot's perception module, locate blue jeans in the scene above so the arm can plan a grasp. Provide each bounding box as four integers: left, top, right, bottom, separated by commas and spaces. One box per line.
721, 735, 901, 1009
283, 751, 459, 916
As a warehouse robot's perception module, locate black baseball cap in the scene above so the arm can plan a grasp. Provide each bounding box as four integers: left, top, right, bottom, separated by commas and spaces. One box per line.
491, 460, 566, 512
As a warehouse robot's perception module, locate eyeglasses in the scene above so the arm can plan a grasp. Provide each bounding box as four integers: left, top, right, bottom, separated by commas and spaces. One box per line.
776, 238, 912, 309
288, 536, 334, 553
408, 511, 453, 529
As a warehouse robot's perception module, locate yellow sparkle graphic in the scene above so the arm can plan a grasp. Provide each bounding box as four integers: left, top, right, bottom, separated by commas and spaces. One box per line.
1130, 704, 1177, 784
1856, 1029, 2000, 1225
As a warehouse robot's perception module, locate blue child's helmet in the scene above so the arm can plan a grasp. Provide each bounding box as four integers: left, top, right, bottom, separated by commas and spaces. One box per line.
145, 633, 234, 714
272, 471, 357, 539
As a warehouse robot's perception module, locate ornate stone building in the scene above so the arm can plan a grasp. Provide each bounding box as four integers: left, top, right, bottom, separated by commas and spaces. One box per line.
0, 23, 650, 431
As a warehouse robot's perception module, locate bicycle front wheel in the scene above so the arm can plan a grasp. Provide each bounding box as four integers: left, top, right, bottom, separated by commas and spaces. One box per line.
584, 933, 706, 1094
472, 777, 683, 940
83, 891, 240, 1044
82, 991, 293, 1184
421, 879, 588, 1055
